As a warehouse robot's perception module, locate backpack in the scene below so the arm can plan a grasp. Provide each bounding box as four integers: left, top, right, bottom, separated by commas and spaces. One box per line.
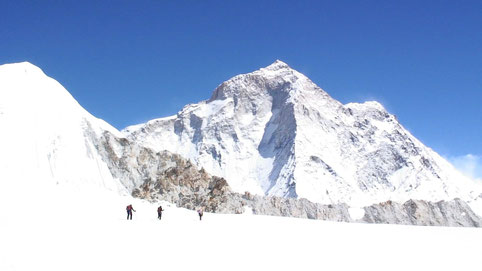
127, 205, 132, 211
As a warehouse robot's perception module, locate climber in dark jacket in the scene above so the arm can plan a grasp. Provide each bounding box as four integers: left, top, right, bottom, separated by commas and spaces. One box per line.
197, 208, 204, 221
126, 204, 136, 220
157, 206, 164, 220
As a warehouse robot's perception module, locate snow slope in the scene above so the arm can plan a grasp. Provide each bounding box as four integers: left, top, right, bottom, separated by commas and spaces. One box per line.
0, 62, 128, 209
124, 60, 481, 207
1, 188, 481, 271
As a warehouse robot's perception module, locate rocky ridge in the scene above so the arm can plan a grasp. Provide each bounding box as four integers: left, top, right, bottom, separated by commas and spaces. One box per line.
90, 129, 481, 227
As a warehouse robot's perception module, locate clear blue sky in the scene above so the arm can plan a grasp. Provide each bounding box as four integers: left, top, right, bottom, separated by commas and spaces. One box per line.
1, 1, 481, 162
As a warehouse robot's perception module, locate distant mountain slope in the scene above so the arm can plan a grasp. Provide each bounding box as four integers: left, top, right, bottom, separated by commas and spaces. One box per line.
124, 60, 480, 207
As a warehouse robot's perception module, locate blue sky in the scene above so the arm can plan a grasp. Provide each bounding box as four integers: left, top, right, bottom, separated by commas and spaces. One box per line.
1, 1, 481, 177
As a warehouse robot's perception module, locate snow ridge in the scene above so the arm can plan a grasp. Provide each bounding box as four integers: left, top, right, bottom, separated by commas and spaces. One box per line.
0, 62, 126, 197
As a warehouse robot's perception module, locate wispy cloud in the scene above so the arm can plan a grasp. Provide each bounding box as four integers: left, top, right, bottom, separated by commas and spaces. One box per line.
448, 154, 482, 182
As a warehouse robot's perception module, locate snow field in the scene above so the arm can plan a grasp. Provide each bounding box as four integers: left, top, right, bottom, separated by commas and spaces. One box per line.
1, 183, 481, 271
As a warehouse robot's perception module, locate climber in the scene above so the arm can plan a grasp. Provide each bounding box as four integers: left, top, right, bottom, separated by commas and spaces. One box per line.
126, 204, 136, 220
197, 208, 204, 221
157, 205, 164, 220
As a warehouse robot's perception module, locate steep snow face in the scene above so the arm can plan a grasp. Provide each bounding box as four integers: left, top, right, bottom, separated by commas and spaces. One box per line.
0, 62, 126, 197
124, 60, 480, 206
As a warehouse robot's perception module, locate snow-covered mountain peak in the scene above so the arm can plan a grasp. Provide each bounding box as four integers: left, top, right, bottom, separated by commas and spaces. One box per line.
0, 61, 125, 194
0, 61, 46, 78
263, 59, 291, 71
0, 62, 73, 102
126, 61, 481, 207
208, 60, 330, 105
0, 61, 121, 134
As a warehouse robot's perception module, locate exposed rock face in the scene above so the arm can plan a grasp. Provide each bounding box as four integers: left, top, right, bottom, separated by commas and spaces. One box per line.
362, 199, 481, 227
88, 129, 245, 213
245, 194, 353, 222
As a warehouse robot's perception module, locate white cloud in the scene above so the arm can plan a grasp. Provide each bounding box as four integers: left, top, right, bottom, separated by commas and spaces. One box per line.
448, 154, 482, 182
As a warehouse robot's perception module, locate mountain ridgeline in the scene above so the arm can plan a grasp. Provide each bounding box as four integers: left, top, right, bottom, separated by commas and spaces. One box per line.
124, 61, 480, 206
1, 61, 481, 227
